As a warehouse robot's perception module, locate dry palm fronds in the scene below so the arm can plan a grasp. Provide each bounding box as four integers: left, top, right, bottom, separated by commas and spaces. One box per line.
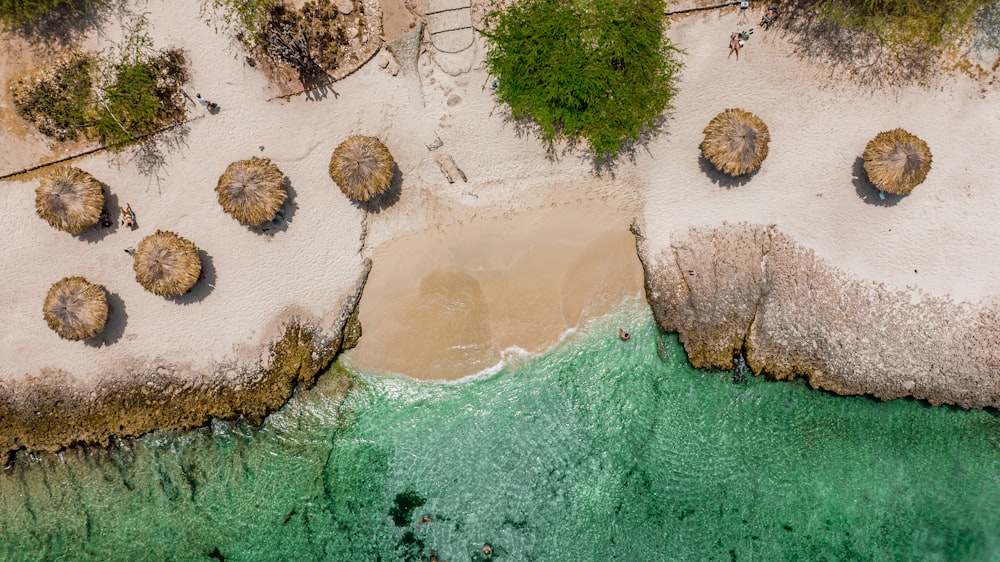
702, 108, 770, 177
328, 135, 395, 201
216, 157, 287, 225
43, 276, 108, 340
133, 230, 202, 297
35, 166, 104, 234
863, 128, 931, 195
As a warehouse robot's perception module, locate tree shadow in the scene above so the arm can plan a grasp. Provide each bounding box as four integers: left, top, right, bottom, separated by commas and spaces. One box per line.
772, 1, 943, 90
698, 149, 759, 188
852, 156, 903, 207
301, 69, 340, 101
354, 165, 403, 213
86, 290, 126, 347
253, 177, 299, 235
173, 250, 216, 304
592, 114, 668, 175
111, 123, 191, 183
78, 185, 119, 243
2, 0, 127, 52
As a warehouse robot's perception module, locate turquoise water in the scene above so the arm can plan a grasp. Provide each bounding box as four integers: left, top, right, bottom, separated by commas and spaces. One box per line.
3, 301, 1000, 560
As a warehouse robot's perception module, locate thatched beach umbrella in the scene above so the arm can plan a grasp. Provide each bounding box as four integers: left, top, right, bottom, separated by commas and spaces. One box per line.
216, 157, 287, 225
329, 135, 395, 201
43, 276, 108, 340
702, 108, 770, 177
863, 128, 931, 195
133, 230, 202, 297
35, 166, 104, 234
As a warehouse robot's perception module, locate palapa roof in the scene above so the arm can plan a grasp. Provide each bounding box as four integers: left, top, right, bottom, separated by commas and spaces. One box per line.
863, 128, 932, 195
215, 157, 287, 226
702, 108, 770, 177
43, 276, 108, 340
328, 135, 395, 201
133, 230, 202, 297
35, 166, 104, 234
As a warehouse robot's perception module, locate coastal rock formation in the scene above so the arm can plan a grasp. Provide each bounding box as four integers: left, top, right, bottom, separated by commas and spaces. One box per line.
0, 264, 370, 457
636, 223, 1000, 408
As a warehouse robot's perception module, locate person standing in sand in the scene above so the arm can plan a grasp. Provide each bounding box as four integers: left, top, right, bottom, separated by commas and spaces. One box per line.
728, 33, 740, 60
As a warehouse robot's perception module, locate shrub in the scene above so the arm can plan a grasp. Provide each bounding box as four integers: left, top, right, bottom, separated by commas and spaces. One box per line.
94, 17, 189, 150
484, 0, 681, 160
813, 0, 992, 47
11, 54, 94, 141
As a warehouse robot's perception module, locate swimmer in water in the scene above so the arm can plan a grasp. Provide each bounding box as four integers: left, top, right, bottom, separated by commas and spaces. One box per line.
417, 515, 432, 526
482, 543, 493, 558
619, 327, 630, 341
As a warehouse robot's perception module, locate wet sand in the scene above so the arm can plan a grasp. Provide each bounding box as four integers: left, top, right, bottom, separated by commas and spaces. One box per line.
345, 202, 645, 380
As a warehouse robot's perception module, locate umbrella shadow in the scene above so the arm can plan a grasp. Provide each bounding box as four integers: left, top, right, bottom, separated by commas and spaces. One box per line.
354, 165, 403, 213
698, 150, 758, 188
78, 185, 119, 243
173, 250, 216, 304
252, 177, 299, 236
852, 156, 903, 207
86, 290, 127, 347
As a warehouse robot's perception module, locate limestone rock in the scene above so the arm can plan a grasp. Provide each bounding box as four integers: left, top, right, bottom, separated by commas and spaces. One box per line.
637, 222, 1000, 409
336, 0, 354, 15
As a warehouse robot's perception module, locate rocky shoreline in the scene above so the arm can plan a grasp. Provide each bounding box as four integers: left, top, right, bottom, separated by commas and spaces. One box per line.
635, 222, 1000, 409
0, 264, 369, 459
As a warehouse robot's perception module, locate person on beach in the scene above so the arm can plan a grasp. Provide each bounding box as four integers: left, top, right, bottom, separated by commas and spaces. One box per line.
619, 328, 630, 341
123, 247, 135, 256
120, 204, 136, 228
760, 6, 778, 28
196, 93, 220, 113
728, 33, 740, 60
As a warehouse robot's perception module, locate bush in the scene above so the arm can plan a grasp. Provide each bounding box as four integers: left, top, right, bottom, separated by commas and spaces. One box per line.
11, 54, 94, 141
203, 0, 279, 49
484, 0, 681, 160
94, 17, 189, 150
814, 0, 992, 47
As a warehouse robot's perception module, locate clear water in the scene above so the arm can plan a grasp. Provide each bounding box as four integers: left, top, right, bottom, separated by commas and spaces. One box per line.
3, 300, 1000, 561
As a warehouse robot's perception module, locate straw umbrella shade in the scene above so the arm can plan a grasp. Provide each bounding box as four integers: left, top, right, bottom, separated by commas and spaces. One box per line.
215, 157, 287, 225
43, 276, 108, 340
133, 230, 202, 297
35, 166, 104, 234
862, 129, 931, 196
329, 135, 395, 201
702, 108, 770, 177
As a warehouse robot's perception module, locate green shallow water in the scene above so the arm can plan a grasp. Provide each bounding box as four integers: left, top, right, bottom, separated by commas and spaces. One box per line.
3, 301, 1000, 561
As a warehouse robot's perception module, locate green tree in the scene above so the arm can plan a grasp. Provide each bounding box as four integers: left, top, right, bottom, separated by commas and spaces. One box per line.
484, 0, 680, 160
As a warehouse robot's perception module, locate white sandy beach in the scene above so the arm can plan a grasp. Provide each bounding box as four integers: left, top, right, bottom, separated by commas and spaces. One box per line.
1, 0, 999, 395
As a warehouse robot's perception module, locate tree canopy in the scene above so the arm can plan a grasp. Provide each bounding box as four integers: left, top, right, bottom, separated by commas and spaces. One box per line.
484, 0, 680, 160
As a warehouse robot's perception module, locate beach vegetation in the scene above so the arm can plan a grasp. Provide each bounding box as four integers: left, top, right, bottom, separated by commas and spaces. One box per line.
813, 0, 993, 48
11, 54, 95, 141
10, 15, 189, 150
205, 0, 351, 74
202, 0, 279, 49
93, 16, 190, 150
483, 0, 681, 161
